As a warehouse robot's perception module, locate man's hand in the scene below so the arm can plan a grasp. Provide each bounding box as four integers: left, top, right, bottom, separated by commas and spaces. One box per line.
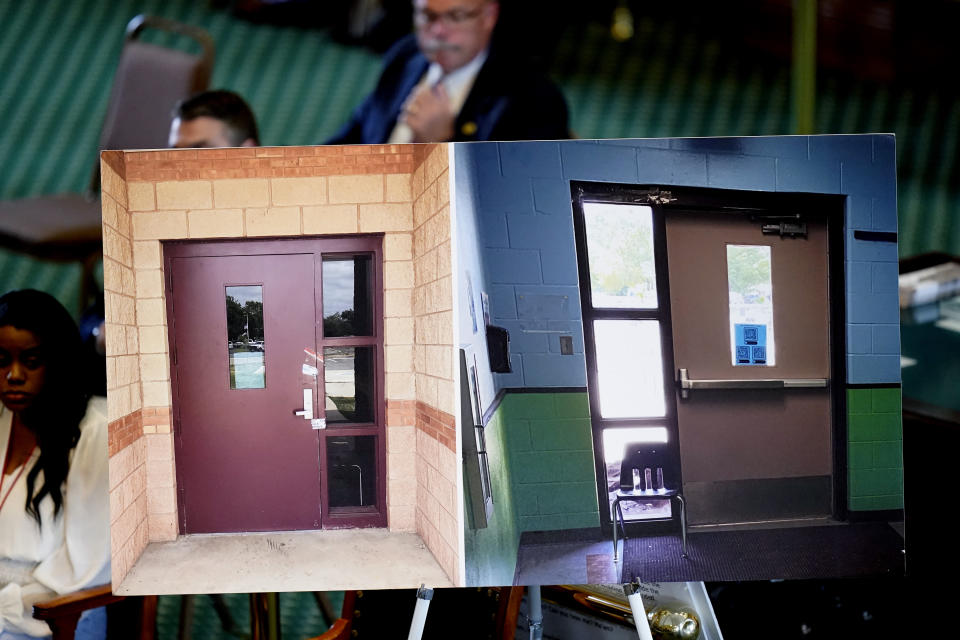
403, 83, 455, 143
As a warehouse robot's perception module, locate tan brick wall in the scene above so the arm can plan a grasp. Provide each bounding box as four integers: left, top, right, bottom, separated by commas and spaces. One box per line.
410, 144, 460, 586
105, 144, 438, 585
102, 155, 148, 587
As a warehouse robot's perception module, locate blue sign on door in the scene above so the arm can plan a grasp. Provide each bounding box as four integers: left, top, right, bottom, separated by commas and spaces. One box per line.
735, 324, 767, 365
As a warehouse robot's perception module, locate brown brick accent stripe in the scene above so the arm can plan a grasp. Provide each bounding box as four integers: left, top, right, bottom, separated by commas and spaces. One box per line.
123, 145, 417, 181
387, 399, 417, 427
108, 409, 141, 457
415, 401, 456, 453
142, 406, 172, 434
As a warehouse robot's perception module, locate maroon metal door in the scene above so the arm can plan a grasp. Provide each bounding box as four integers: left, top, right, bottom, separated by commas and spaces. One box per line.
165, 237, 386, 534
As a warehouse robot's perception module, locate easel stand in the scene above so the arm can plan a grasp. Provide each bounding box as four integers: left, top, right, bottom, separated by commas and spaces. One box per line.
624, 581, 654, 640
527, 585, 543, 640
406, 585, 434, 640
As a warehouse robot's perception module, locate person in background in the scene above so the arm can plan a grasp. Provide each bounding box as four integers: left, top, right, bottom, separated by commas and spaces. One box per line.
77, 298, 106, 398
169, 89, 260, 148
326, 0, 570, 144
0, 290, 109, 639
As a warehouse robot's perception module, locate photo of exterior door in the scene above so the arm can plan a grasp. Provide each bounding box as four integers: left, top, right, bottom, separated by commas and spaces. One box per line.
573, 183, 845, 533
164, 236, 386, 534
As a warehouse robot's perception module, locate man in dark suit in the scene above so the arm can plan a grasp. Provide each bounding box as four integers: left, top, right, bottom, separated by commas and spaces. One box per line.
326, 0, 570, 144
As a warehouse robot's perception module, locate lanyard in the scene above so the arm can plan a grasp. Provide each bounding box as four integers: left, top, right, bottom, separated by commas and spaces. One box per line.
0, 445, 37, 513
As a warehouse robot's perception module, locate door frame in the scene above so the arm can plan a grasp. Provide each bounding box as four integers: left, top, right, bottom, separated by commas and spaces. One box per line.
571, 182, 849, 534
163, 235, 388, 533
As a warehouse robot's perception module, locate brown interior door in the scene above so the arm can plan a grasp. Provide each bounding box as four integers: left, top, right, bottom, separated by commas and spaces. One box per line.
665, 210, 833, 525
169, 251, 322, 533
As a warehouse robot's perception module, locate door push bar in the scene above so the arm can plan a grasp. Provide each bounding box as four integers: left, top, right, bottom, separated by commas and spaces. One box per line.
677, 368, 828, 399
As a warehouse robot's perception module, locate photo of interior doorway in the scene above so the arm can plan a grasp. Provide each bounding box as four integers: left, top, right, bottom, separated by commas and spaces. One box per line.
457, 135, 905, 586
101, 143, 460, 593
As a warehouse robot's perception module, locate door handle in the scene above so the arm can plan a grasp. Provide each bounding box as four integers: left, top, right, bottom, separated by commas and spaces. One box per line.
294, 388, 313, 420
677, 368, 828, 399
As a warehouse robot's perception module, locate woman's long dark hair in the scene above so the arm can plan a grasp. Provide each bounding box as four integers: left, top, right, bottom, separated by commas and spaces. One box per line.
0, 289, 89, 525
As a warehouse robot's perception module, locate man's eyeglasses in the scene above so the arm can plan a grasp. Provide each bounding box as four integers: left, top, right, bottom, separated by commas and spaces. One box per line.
414, 4, 487, 27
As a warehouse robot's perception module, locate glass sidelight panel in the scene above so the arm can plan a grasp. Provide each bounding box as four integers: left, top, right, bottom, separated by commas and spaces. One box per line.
323, 346, 375, 424
323, 255, 374, 337
583, 203, 658, 309
727, 245, 776, 365
326, 435, 377, 510
225, 285, 265, 389
594, 320, 666, 418
602, 427, 671, 522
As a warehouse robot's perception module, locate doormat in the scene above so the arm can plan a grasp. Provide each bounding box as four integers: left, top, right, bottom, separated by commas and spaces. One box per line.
621, 523, 905, 582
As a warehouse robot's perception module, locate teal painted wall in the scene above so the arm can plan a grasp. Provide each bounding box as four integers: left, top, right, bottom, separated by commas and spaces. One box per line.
500, 392, 600, 532
463, 405, 521, 586
847, 387, 904, 510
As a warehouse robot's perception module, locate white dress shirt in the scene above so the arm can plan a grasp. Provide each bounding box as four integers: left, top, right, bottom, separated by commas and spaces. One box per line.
388, 49, 489, 143
0, 397, 110, 638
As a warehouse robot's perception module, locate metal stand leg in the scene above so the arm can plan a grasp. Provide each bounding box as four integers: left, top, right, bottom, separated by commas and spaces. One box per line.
528, 585, 543, 640
612, 499, 619, 561
407, 584, 433, 640
623, 581, 654, 640
676, 495, 688, 558
617, 501, 627, 544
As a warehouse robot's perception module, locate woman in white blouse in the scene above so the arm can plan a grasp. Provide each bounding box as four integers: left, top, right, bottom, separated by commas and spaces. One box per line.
0, 290, 109, 639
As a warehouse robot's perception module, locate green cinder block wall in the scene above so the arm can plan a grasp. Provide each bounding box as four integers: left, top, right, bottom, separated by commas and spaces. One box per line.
847, 387, 904, 511
463, 406, 522, 586
500, 392, 600, 533
463, 390, 600, 585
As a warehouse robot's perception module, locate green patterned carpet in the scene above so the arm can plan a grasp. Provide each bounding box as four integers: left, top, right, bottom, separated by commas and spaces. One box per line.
2, 1, 958, 316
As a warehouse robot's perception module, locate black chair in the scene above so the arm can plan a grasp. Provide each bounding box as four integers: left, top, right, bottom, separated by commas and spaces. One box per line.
611, 443, 688, 561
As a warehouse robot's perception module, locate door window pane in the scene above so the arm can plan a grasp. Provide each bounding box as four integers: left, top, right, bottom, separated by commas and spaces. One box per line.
327, 435, 377, 511
324, 346, 375, 424
594, 320, 666, 418
602, 428, 671, 522
727, 245, 776, 365
225, 285, 265, 389
583, 203, 658, 309
323, 255, 373, 337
